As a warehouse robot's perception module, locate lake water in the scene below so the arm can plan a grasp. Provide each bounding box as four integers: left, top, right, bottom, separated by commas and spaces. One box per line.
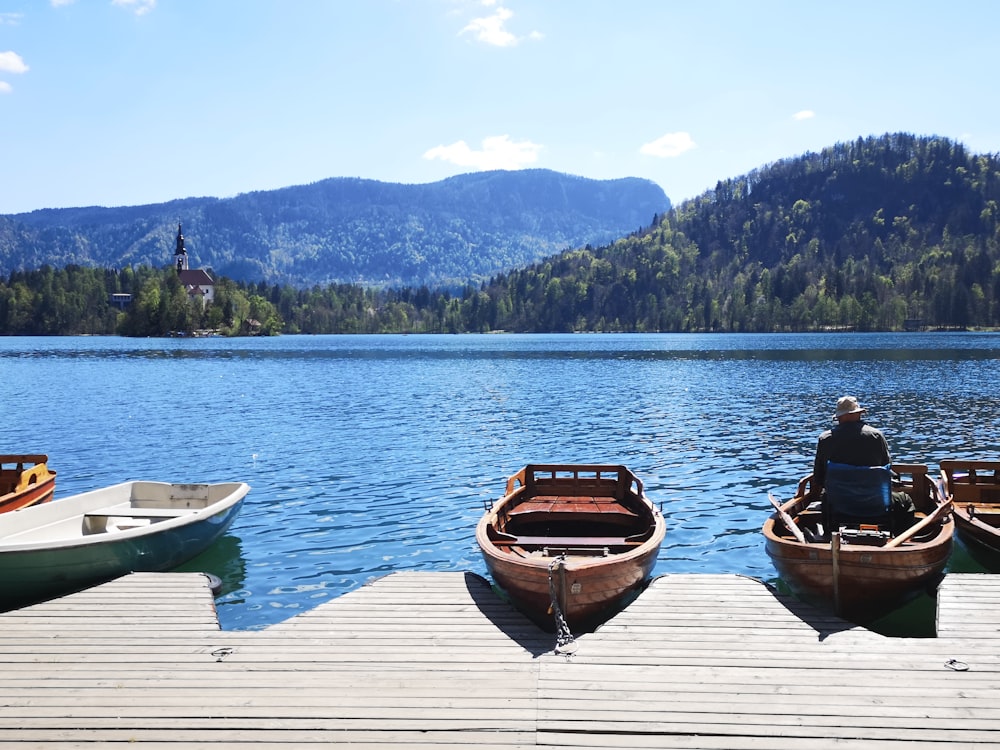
2, 332, 999, 633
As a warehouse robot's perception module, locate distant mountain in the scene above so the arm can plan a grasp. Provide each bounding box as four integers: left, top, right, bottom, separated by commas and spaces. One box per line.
0, 170, 670, 287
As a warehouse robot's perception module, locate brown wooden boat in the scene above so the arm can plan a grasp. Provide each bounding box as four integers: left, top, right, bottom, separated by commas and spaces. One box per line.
763, 462, 953, 621
476, 464, 665, 633
940, 459, 1000, 564
0, 455, 56, 514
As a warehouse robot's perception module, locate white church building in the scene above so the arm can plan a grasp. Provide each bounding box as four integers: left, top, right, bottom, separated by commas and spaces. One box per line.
173, 224, 215, 305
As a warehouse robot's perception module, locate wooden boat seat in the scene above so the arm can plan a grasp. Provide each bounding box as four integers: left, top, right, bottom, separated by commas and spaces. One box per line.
949, 481, 1000, 504
493, 535, 643, 548
941, 460, 1000, 504
509, 496, 640, 517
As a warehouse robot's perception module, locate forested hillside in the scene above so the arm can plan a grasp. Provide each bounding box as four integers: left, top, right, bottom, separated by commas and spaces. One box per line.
480, 133, 1000, 332
2, 133, 998, 336
0, 170, 668, 288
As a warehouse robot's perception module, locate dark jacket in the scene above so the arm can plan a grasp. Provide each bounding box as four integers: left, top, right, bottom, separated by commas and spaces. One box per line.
812, 420, 891, 491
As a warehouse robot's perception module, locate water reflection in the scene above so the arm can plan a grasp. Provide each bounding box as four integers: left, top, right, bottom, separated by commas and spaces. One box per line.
176, 534, 247, 597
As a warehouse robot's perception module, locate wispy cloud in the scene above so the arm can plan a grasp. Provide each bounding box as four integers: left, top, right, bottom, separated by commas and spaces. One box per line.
424, 135, 542, 170
0, 81, 11, 95
111, 0, 156, 16
460, 4, 541, 47
640, 132, 697, 158
0, 12, 23, 24
52, 0, 156, 12
793, 110, 815, 121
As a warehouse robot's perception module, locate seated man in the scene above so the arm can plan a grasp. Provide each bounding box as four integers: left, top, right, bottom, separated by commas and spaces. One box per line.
813, 395, 914, 531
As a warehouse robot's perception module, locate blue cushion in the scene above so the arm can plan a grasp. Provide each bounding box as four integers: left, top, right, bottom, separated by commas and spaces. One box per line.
825, 462, 891, 518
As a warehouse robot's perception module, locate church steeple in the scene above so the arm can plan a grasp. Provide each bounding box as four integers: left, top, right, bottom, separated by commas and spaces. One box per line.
174, 223, 189, 271
168, 222, 215, 308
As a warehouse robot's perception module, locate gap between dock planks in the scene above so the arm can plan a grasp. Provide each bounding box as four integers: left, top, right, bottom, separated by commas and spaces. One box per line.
2, 571, 1000, 748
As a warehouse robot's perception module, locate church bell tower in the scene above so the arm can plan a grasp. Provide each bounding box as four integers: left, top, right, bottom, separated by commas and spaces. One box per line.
174, 223, 189, 271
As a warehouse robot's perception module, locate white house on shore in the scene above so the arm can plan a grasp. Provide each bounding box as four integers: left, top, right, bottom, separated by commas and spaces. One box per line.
173, 224, 215, 305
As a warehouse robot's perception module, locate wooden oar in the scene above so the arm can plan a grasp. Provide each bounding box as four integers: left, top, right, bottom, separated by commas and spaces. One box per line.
768, 492, 806, 544
883, 497, 953, 549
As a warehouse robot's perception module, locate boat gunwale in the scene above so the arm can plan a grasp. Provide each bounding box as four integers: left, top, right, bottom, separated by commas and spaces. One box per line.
475, 463, 666, 629
0, 481, 250, 554
763, 463, 954, 617
477, 464, 665, 568
0, 455, 57, 513
764, 462, 953, 551
941, 458, 1000, 555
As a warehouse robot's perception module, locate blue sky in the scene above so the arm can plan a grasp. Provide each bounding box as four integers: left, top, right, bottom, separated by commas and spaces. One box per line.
1, 1, 998, 214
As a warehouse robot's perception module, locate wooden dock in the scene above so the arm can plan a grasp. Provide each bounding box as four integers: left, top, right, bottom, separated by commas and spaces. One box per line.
2, 570, 1000, 747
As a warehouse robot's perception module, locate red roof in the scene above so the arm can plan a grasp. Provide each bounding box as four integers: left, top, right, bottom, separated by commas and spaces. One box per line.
178, 269, 214, 285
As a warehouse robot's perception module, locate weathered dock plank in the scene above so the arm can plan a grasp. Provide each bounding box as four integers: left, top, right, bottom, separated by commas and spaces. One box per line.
0, 570, 543, 747
937, 573, 1000, 640
2, 570, 1000, 747
535, 574, 1000, 748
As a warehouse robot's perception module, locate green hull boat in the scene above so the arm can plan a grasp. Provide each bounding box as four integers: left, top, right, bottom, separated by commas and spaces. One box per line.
0, 480, 249, 607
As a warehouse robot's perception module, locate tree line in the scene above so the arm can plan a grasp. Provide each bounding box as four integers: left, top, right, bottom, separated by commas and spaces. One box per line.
0, 264, 477, 336
2, 133, 999, 336
0, 265, 283, 337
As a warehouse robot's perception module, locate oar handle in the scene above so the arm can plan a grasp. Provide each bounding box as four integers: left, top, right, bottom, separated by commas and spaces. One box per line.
884, 495, 952, 549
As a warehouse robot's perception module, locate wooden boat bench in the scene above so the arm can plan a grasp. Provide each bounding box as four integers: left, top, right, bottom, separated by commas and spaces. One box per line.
941, 460, 1000, 504
495, 534, 642, 546
510, 495, 639, 515
490, 534, 644, 557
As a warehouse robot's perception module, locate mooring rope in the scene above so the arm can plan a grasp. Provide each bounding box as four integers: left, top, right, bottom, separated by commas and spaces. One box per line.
547, 555, 575, 653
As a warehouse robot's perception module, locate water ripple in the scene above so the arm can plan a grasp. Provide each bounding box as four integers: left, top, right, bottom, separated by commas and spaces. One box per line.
1, 333, 998, 629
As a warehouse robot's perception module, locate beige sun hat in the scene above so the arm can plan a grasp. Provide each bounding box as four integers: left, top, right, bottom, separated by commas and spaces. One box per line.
834, 395, 867, 420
